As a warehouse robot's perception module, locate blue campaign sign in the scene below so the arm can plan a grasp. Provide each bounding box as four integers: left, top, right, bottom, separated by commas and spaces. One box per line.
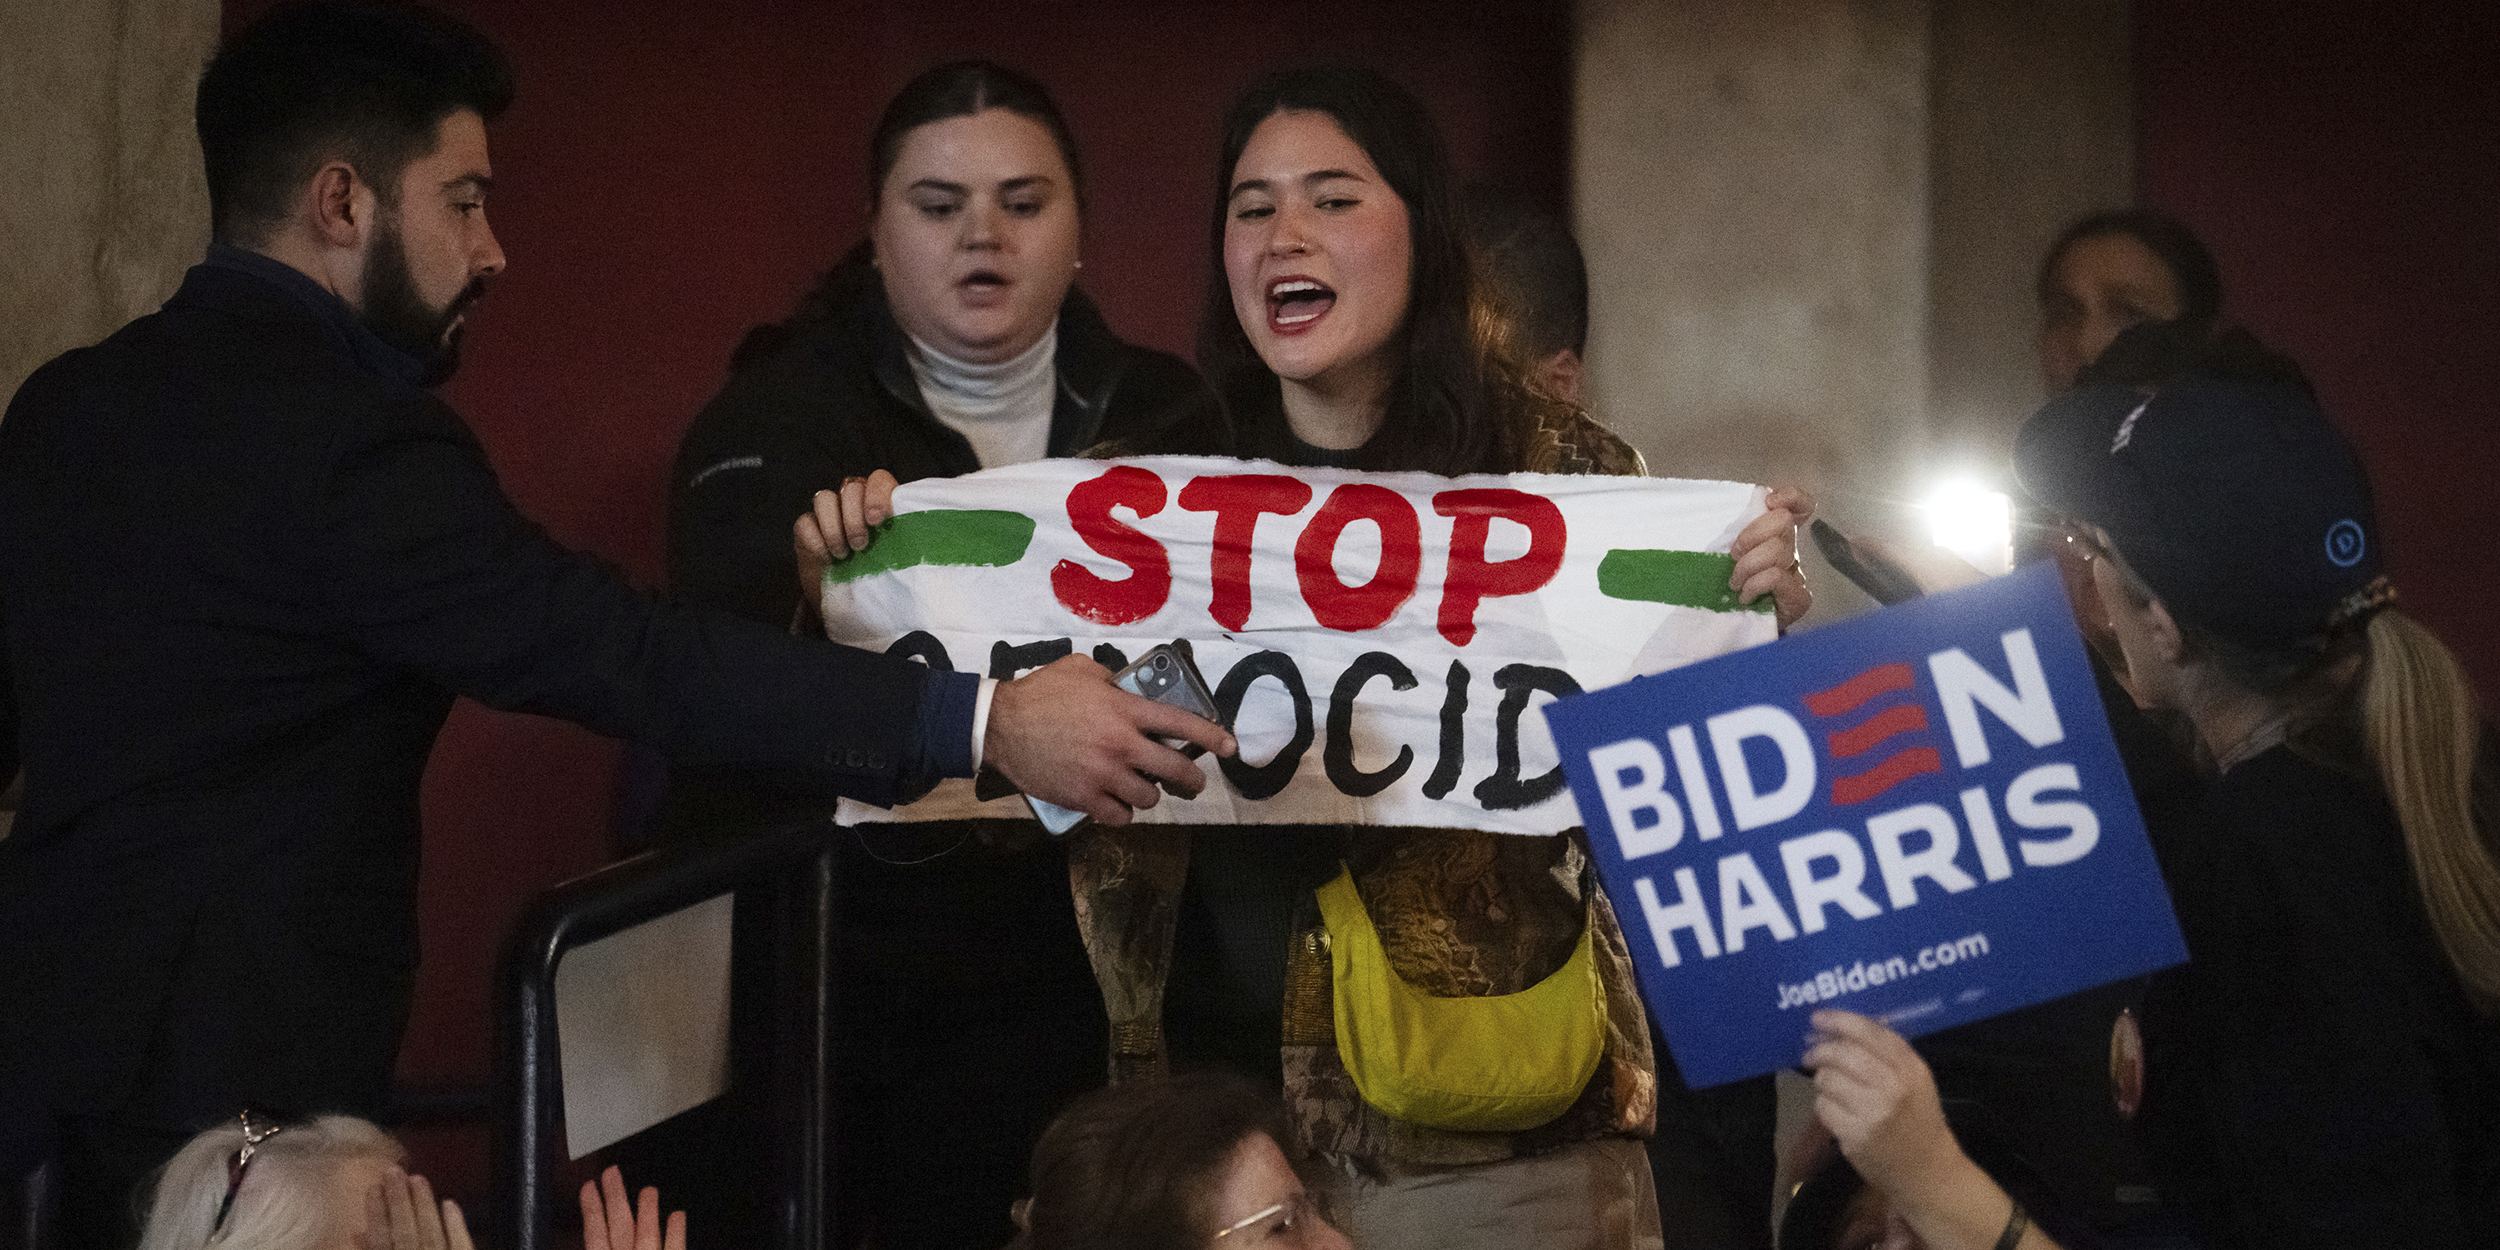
1542, 561, 2187, 1088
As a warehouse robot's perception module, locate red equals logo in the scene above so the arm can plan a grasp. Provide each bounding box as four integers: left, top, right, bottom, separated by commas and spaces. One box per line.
1803, 662, 1941, 805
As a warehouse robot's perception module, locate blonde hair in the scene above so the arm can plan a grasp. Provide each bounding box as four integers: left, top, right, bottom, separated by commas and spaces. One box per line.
136, 1115, 404, 1250
2107, 532, 2500, 1016
2358, 611, 2500, 1013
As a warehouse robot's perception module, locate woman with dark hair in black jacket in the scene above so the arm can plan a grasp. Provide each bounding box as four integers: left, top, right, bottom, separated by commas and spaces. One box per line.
661, 62, 1214, 1250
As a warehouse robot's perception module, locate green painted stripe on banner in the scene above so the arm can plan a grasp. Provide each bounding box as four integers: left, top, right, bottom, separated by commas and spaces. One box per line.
822, 509, 1037, 584
1596, 549, 1772, 613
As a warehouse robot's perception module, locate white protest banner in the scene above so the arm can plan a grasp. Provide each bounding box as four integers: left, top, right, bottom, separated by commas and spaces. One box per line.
820, 455, 1777, 835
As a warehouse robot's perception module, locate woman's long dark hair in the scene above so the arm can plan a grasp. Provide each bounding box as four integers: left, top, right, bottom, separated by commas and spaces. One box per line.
1196, 64, 1519, 475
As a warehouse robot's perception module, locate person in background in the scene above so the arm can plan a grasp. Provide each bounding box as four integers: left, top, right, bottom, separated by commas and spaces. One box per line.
1845, 209, 2223, 588
2033, 210, 2219, 393
1464, 187, 1588, 405
570, 1078, 1342, 1250
1823, 210, 2225, 1238
134, 1115, 466, 1250
2014, 362, 2500, 1248
662, 61, 1216, 1250
1009, 1073, 1350, 1250
2007, 222, 2229, 1244
0, 11, 1231, 1247
1464, 186, 1780, 1249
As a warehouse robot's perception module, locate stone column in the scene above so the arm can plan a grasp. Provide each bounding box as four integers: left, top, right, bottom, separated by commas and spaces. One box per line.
0, 0, 219, 410
0, 0, 217, 836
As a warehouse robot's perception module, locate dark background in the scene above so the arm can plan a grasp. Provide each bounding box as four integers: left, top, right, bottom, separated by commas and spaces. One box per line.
208, 0, 2500, 1201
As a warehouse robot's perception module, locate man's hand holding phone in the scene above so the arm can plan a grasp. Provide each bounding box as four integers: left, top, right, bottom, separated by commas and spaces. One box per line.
984, 652, 1237, 828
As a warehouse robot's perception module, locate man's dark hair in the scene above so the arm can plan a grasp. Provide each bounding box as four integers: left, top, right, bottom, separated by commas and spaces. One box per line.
1467, 187, 1587, 360
197, 1, 514, 244
869, 60, 1085, 212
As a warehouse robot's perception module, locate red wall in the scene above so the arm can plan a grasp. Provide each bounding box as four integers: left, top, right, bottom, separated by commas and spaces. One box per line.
221, 0, 1573, 1199
2135, 0, 2500, 707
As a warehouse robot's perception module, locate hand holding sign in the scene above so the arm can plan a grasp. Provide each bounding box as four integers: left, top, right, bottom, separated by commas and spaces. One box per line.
1805, 1009, 2058, 1250
1804, 1009, 1963, 1197
985, 653, 1239, 825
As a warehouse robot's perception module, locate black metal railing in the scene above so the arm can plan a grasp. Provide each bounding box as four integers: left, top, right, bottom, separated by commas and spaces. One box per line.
491, 823, 836, 1250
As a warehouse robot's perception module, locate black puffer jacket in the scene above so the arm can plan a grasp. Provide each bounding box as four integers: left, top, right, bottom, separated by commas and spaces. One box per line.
669, 246, 1220, 629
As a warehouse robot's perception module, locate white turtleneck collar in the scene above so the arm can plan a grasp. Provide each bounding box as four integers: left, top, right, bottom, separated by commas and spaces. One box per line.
906, 323, 1059, 470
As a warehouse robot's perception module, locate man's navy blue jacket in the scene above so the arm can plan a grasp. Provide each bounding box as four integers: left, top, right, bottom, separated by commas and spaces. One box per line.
0, 251, 976, 1172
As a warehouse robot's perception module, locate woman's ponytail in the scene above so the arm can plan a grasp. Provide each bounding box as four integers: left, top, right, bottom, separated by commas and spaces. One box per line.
2359, 609, 2500, 1014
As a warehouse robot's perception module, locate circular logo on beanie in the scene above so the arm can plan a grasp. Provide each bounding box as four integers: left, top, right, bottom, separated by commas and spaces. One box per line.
2325, 519, 2366, 567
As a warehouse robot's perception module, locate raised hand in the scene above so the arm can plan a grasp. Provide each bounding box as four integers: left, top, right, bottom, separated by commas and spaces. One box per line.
358, 1168, 473, 1250
1803, 1009, 1962, 1193
580, 1165, 686, 1250
1732, 484, 1814, 632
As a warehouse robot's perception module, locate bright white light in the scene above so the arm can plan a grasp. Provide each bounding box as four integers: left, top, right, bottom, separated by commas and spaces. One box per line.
1923, 483, 2013, 576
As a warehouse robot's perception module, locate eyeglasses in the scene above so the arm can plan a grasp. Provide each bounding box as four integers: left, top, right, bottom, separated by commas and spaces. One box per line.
210, 1111, 284, 1239
1211, 1191, 1325, 1244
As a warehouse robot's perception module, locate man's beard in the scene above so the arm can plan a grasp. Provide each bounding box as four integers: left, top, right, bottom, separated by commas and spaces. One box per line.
360, 214, 486, 387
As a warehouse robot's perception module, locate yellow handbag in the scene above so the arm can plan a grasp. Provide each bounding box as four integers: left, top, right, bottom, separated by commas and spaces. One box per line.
1315, 864, 1607, 1133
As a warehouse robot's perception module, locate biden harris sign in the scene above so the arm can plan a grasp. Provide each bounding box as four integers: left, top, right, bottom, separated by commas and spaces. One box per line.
1543, 562, 2187, 1087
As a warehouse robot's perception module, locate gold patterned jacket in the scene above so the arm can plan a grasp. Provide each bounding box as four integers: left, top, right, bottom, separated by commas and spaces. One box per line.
1069, 404, 1660, 1168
